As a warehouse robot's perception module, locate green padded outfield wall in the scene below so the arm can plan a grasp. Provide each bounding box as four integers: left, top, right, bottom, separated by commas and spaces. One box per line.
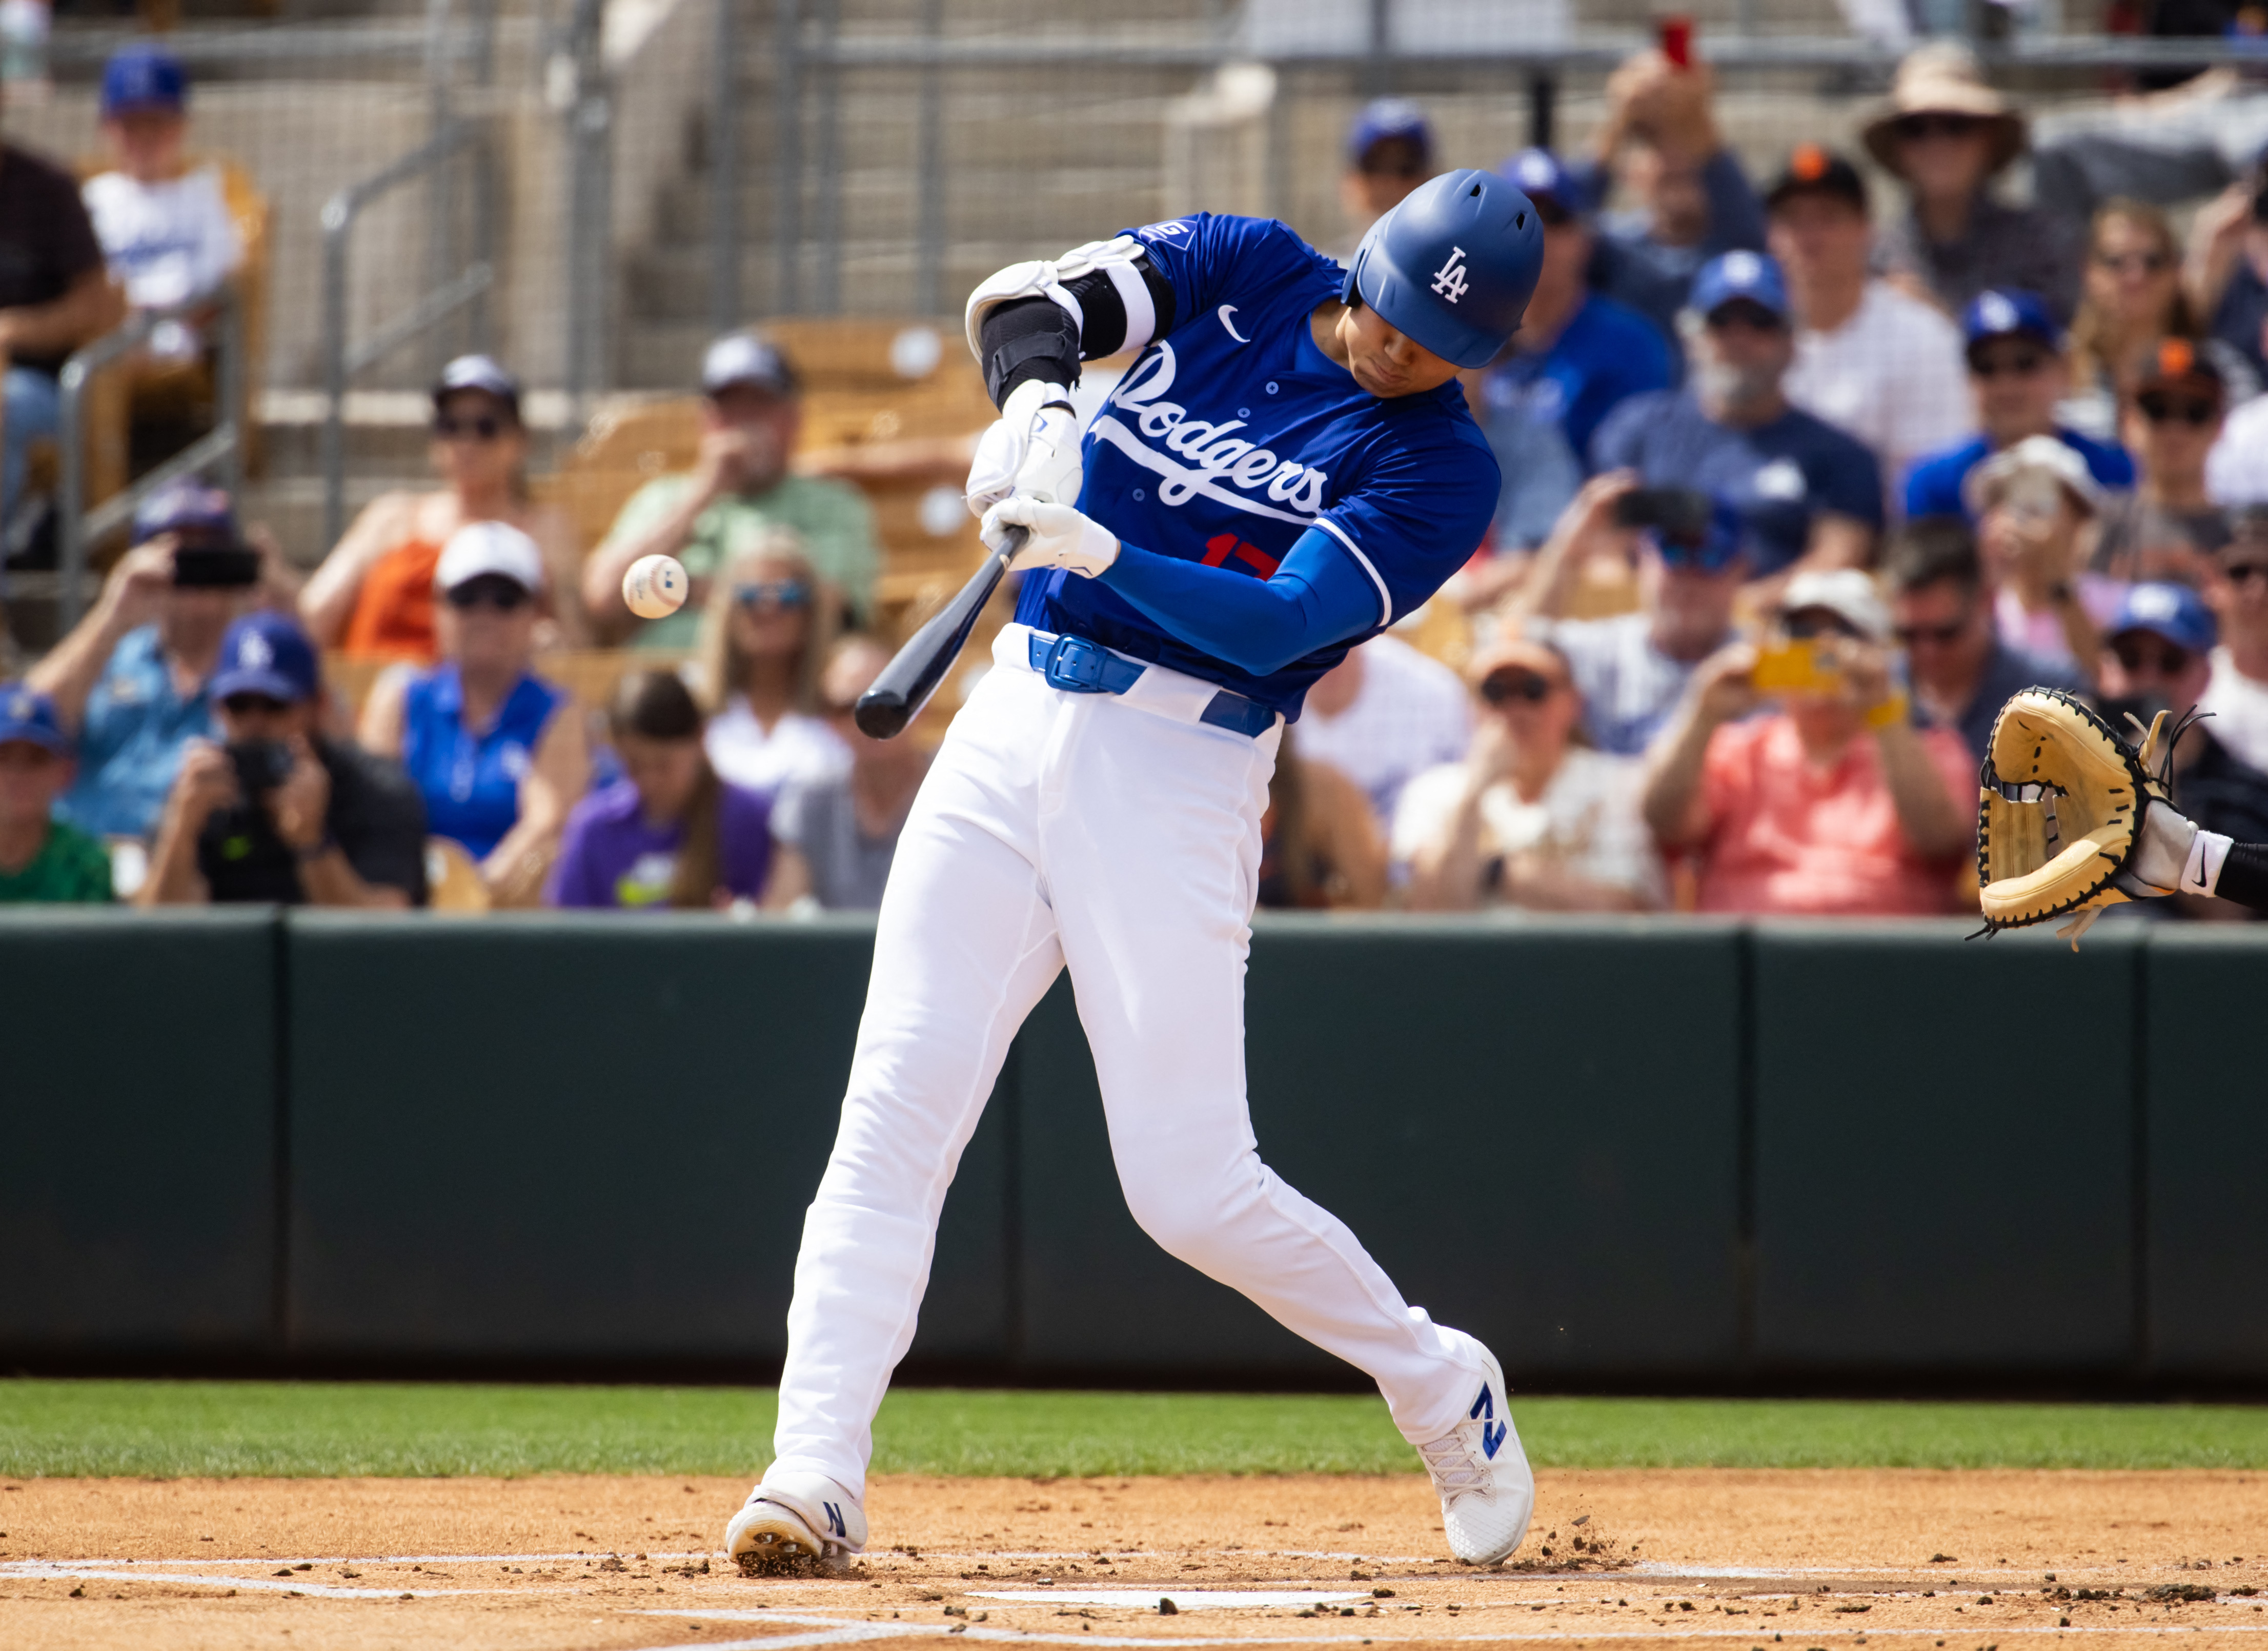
283, 914, 1011, 1363
2142, 927, 2268, 1379
1014, 918, 1746, 1380
0, 909, 278, 1350
1751, 921, 2141, 1375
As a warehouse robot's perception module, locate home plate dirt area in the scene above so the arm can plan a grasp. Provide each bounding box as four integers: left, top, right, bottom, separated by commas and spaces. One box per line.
4, 1470, 2265, 1651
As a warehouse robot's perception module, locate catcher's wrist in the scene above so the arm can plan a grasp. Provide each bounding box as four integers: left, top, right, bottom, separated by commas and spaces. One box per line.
1864, 690, 1910, 732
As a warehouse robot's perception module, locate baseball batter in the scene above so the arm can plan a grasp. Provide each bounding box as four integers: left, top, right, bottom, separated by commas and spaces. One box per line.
727, 173, 1545, 1571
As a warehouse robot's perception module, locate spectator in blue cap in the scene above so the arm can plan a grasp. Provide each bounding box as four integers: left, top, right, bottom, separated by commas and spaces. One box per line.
0, 91, 126, 520
0, 684, 111, 904
2096, 580, 2268, 910
28, 481, 294, 840
1334, 98, 1435, 257
1591, 251, 1882, 583
1505, 474, 1749, 757
1471, 149, 1672, 557
1575, 45, 1767, 347
1901, 289, 2136, 522
141, 610, 427, 907
82, 43, 242, 365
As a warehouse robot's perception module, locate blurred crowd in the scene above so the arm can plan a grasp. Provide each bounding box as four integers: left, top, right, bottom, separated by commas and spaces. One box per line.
6, 38, 2268, 920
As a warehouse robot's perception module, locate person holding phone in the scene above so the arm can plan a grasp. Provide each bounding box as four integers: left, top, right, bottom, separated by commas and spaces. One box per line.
139, 611, 426, 907
28, 482, 294, 841
1640, 568, 1973, 914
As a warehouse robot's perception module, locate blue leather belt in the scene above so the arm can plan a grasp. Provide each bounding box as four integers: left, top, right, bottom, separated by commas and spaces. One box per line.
1026, 631, 1275, 739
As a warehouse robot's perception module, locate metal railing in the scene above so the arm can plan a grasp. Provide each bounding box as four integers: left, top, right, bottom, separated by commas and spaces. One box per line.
52, 290, 247, 630
319, 118, 496, 550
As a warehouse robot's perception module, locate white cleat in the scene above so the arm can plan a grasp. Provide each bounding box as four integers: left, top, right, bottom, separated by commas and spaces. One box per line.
724, 1471, 868, 1574
1417, 1345, 1534, 1565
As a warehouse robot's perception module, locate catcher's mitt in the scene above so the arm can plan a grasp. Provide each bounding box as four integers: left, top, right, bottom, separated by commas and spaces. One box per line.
1975, 687, 2184, 947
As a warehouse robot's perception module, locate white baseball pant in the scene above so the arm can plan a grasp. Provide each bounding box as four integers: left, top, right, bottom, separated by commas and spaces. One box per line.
768, 624, 1489, 1496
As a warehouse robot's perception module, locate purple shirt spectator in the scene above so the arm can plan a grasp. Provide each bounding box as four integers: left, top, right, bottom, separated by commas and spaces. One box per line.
549, 776, 774, 910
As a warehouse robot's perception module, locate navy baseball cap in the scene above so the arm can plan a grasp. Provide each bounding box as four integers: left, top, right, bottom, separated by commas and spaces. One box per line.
432, 354, 523, 420
1962, 288, 2061, 355
1500, 148, 1589, 220
1346, 98, 1433, 169
701, 330, 799, 398
0, 683, 71, 756
211, 612, 321, 704
101, 45, 188, 117
1690, 250, 1791, 324
133, 480, 236, 545
2107, 581, 2217, 654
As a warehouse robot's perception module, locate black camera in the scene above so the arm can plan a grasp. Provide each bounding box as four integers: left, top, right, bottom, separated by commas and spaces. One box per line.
1613, 487, 1715, 543
172, 543, 262, 589
226, 739, 294, 795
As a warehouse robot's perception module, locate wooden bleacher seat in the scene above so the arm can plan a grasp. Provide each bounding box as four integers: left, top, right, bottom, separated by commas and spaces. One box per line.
424, 836, 491, 913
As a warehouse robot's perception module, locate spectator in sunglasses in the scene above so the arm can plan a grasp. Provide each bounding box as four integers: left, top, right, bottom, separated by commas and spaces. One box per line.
1967, 435, 2118, 678
141, 611, 426, 907
695, 528, 848, 795
2097, 581, 2268, 915
1591, 252, 1881, 582
358, 521, 588, 905
1472, 150, 1672, 555
303, 354, 586, 662
766, 635, 934, 912
2064, 202, 2257, 447
1332, 99, 1435, 258
2093, 340, 2232, 589
1573, 46, 1768, 347
1884, 516, 2085, 764
1642, 569, 1973, 915
585, 330, 880, 646
2200, 512, 2268, 774
1903, 290, 2135, 524
549, 669, 777, 912
1862, 44, 2080, 325
1394, 636, 1664, 913
1505, 474, 1747, 756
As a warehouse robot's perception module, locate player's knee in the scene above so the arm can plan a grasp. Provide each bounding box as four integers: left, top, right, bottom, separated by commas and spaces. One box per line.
1120, 1159, 1265, 1266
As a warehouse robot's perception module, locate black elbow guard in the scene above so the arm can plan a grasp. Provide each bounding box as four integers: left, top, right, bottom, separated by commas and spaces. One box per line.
980, 298, 1082, 408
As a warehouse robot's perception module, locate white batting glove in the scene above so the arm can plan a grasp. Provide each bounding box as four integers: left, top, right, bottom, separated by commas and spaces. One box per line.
981, 495, 1119, 579
966, 379, 1084, 516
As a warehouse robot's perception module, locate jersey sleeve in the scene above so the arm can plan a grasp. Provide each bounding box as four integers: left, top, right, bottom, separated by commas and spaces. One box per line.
1125, 214, 1340, 332
1312, 420, 1501, 627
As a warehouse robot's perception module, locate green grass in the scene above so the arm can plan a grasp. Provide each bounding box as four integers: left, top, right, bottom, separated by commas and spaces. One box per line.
3, 1382, 2266, 1479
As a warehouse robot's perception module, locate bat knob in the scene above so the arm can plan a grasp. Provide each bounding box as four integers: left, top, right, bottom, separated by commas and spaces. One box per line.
854, 688, 912, 741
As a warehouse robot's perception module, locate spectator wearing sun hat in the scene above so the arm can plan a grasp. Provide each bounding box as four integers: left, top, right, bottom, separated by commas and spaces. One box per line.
1864, 42, 2083, 326
585, 329, 880, 646
1641, 566, 1975, 915
358, 520, 588, 905
1473, 149, 1673, 552
1902, 289, 2136, 524
141, 611, 426, 907
0, 685, 112, 904
1766, 144, 1969, 500
1590, 250, 1883, 580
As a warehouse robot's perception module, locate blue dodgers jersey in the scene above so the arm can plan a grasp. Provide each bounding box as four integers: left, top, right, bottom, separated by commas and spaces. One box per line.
1016, 213, 1500, 718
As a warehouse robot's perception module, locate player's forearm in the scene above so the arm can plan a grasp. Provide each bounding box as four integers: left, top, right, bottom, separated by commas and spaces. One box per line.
0, 271, 126, 358
2213, 841, 2268, 912
1095, 536, 1378, 678
1639, 709, 1715, 845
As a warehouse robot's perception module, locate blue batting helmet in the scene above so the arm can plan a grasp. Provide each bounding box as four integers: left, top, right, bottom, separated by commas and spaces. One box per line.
1340, 169, 1542, 371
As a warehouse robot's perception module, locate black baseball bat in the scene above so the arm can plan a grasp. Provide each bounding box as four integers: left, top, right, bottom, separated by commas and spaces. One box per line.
854, 526, 1025, 739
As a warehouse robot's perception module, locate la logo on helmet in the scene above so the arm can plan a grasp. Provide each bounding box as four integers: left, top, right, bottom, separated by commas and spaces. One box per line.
1430, 245, 1470, 304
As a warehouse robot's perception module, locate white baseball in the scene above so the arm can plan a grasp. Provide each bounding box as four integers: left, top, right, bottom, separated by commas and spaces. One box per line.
622, 553, 688, 619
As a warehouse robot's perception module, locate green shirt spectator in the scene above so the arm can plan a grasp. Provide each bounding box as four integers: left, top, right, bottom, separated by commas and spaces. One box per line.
601, 470, 878, 649
583, 329, 882, 646
0, 683, 114, 904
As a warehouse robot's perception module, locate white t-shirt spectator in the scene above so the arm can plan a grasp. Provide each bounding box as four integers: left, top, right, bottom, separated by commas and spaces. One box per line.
1541, 611, 1727, 758
1294, 634, 1470, 824
2208, 392, 2268, 507
2201, 648, 2268, 773
82, 166, 242, 360
704, 697, 848, 794
1784, 280, 1970, 510
1390, 747, 1666, 908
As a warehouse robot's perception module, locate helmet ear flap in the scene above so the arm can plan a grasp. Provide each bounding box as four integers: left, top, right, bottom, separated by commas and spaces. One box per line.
1341, 238, 1368, 309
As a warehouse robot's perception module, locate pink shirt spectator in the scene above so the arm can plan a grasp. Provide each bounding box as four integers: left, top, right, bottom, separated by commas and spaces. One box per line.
1693, 713, 1975, 915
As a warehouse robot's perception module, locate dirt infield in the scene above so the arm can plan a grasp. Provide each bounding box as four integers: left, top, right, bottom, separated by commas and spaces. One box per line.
4, 1469, 2264, 1651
